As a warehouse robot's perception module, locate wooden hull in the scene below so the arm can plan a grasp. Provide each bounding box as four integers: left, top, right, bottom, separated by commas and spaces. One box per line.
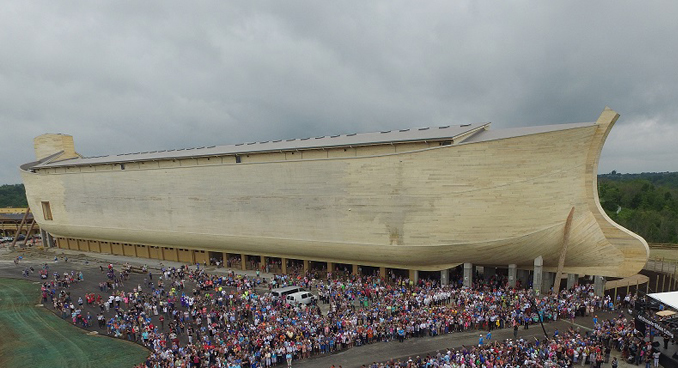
21, 108, 648, 277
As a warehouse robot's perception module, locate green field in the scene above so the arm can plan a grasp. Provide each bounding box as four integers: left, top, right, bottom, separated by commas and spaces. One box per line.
0, 278, 149, 368
650, 247, 678, 263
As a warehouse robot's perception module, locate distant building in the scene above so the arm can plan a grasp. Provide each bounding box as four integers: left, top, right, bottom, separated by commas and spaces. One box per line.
0, 208, 41, 241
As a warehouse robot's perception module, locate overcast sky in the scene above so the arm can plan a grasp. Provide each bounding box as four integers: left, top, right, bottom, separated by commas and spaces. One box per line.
2, 1, 677, 185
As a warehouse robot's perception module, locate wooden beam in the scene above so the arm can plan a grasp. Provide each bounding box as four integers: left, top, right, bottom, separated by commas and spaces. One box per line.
10, 208, 31, 247
553, 207, 575, 292
21, 219, 36, 247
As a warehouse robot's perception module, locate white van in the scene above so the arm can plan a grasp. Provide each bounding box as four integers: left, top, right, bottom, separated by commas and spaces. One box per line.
285, 291, 316, 305
271, 286, 303, 301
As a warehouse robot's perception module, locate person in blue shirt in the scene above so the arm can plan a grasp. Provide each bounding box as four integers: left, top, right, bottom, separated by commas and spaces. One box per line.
478, 334, 484, 346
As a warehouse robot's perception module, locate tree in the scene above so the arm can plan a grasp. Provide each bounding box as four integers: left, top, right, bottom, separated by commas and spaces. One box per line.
598, 172, 678, 243
0, 184, 28, 207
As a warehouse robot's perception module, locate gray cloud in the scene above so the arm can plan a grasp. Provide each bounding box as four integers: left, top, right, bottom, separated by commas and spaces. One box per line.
2, 1, 677, 184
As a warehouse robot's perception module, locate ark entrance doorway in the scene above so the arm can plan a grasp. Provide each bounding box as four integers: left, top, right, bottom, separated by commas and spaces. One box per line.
208, 252, 223, 267
418, 271, 441, 284
245, 255, 260, 271
263, 257, 283, 273
286, 259, 304, 274
331, 262, 352, 276
360, 266, 380, 277
386, 268, 409, 283
309, 261, 327, 278
225, 253, 241, 269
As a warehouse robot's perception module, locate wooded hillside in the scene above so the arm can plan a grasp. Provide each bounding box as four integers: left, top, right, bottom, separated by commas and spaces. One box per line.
598, 172, 678, 244
0, 184, 27, 208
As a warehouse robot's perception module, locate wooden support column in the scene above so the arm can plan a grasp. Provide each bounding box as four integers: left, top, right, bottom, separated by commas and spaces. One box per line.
352, 264, 359, 275
22, 219, 37, 247
567, 274, 578, 289
463, 263, 473, 288
10, 208, 30, 247
281, 258, 287, 274
594, 276, 605, 296
409, 269, 418, 284
554, 207, 575, 292
508, 264, 517, 288
379, 267, 386, 280
533, 256, 544, 296
440, 269, 449, 285
241, 254, 247, 271
303, 260, 309, 274
261, 256, 266, 272
636, 278, 640, 296
40, 230, 51, 247
327, 262, 334, 274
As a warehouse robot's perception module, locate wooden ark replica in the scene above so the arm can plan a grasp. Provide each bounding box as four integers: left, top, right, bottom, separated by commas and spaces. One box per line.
21, 107, 648, 278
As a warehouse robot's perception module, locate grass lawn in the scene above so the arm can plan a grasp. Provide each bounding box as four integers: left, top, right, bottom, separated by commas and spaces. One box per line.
649, 248, 678, 263
0, 278, 149, 368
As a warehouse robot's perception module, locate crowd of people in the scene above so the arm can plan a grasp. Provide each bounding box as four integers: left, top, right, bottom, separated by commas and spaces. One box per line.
36, 260, 655, 368
368, 312, 657, 367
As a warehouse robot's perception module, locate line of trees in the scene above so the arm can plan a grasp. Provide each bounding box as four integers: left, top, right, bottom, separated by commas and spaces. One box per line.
598, 172, 678, 244
0, 184, 27, 208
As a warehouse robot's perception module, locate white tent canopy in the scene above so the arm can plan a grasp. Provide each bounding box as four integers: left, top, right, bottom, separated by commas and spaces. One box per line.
648, 291, 678, 311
